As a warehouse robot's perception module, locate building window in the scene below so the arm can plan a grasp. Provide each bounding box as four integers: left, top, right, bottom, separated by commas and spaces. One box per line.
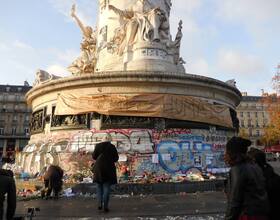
0, 128, 4, 135
262, 112, 265, 117
24, 127, 29, 135
248, 119, 252, 127
12, 127, 16, 135
25, 115, 29, 121
249, 129, 252, 136
256, 130, 260, 137
247, 112, 250, 118
263, 119, 267, 127
3, 94, 7, 101
13, 115, 17, 121
240, 112, 243, 117
6, 87, 10, 92
255, 112, 258, 117
15, 95, 20, 101
241, 120, 244, 127
256, 121, 259, 127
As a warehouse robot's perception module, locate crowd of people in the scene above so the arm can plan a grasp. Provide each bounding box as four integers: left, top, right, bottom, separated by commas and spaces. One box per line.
0, 135, 279, 219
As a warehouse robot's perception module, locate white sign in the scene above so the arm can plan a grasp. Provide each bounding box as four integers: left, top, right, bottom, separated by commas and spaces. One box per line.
118, 154, 127, 162
152, 154, 159, 163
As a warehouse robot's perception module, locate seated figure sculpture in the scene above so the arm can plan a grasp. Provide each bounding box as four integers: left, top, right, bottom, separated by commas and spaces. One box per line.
108, 0, 170, 55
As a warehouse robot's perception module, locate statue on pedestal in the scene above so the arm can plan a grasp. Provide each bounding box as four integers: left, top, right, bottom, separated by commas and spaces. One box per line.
169, 20, 183, 65
68, 4, 97, 75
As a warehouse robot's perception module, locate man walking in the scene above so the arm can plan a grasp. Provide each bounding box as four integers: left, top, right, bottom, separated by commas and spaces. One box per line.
0, 169, 16, 220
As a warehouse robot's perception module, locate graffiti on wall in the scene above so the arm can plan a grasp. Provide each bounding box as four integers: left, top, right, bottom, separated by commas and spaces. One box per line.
69, 130, 154, 153
16, 128, 232, 178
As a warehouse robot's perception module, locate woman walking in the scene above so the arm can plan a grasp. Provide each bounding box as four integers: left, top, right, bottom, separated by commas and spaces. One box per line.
224, 137, 270, 220
92, 133, 119, 213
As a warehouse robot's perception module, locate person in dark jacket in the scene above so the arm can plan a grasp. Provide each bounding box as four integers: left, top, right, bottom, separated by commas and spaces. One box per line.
92, 133, 119, 213
0, 169, 16, 220
248, 148, 280, 220
43, 165, 64, 200
224, 137, 270, 220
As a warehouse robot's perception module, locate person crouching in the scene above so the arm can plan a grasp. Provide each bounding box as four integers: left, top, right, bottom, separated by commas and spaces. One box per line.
42, 165, 64, 200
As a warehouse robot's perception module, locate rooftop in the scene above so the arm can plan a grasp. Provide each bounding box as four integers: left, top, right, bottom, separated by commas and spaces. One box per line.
0, 84, 32, 93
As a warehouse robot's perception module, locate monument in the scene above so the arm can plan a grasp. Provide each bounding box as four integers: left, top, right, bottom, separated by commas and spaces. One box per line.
16, 0, 241, 182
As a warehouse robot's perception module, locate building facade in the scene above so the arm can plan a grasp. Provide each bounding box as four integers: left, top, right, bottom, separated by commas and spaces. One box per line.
236, 93, 270, 147
0, 83, 32, 158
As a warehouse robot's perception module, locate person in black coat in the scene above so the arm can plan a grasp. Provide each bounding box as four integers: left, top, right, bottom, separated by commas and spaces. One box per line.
0, 169, 16, 220
92, 133, 119, 213
248, 148, 280, 220
43, 165, 64, 200
224, 137, 270, 220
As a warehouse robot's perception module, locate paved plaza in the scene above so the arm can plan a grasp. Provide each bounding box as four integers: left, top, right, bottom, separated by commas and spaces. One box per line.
15, 191, 226, 219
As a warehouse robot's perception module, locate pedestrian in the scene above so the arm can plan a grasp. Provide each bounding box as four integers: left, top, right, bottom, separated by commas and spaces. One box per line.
92, 133, 119, 213
42, 165, 64, 200
224, 137, 270, 220
0, 169, 16, 220
276, 152, 279, 161
248, 148, 280, 220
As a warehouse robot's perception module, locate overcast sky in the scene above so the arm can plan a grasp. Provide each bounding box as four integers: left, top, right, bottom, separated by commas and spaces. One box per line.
0, 0, 279, 95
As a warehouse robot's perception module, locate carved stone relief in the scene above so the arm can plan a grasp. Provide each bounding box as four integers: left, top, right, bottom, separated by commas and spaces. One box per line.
91, 113, 155, 129
51, 106, 88, 129
137, 48, 168, 61
30, 108, 46, 134
97, 26, 108, 52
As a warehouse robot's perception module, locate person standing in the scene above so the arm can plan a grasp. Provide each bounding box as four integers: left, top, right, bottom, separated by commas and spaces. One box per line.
43, 165, 64, 200
248, 148, 280, 220
0, 169, 16, 220
224, 137, 270, 220
92, 133, 119, 213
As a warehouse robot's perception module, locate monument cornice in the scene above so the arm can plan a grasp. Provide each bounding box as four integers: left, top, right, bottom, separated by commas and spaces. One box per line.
26, 71, 242, 108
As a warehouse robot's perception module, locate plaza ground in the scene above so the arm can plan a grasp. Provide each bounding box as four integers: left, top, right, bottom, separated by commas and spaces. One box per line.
15, 191, 226, 219
13, 161, 280, 219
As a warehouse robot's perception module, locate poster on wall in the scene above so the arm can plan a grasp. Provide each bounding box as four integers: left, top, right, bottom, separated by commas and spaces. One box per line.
193, 153, 202, 167
205, 154, 214, 166
152, 154, 159, 163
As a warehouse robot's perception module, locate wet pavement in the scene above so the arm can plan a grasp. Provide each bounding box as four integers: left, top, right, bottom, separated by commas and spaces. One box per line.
15, 191, 226, 219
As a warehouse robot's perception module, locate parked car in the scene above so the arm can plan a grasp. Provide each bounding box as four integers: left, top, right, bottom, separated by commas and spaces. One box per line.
265, 152, 277, 161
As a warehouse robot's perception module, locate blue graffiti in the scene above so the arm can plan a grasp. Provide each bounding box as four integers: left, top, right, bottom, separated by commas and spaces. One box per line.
157, 141, 181, 173
157, 140, 225, 174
